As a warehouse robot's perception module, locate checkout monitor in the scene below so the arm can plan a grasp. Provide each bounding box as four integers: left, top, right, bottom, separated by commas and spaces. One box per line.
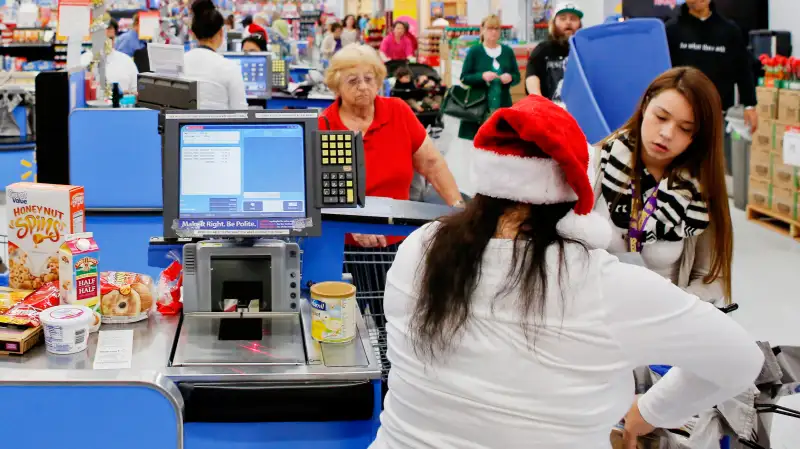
162, 110, 322, 239
222, 52, 272, 99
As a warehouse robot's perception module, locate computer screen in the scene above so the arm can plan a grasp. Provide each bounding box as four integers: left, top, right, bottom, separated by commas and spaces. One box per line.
224, 53, 270, 98
178, 123, 307, 232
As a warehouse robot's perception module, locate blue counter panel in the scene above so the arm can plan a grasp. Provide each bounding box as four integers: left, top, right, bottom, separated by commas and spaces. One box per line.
70, 108, 162, 209
266, 96, 334, 110
87, 214, 163, 279
0, 385, 179, 449
0, 143, 35, 186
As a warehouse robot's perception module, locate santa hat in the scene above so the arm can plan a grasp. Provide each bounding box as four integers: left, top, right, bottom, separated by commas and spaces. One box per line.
471, 95, 611, 249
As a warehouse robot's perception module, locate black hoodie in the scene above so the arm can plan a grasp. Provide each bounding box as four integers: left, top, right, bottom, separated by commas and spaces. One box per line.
665, 2, 756, 110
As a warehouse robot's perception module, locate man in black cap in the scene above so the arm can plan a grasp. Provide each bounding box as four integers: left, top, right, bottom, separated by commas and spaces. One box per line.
666, 0, 758, 133
524, 2, 583, 105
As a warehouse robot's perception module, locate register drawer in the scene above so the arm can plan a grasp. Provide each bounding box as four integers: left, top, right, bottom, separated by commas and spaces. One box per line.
178, 380, 375, 422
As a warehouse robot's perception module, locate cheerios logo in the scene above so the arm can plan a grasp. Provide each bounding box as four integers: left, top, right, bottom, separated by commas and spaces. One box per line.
72, 194, 84, 207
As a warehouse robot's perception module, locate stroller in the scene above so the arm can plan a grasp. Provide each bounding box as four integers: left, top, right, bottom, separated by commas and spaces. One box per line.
386, 60, 445, 136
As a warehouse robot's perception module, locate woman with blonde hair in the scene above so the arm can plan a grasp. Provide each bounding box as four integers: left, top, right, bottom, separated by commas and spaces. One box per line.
595, 66, 733, 303
320, 44, 463, 247
457, 15, 520, 141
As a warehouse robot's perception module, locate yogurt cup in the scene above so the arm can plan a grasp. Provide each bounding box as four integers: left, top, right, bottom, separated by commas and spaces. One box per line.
40, 305, 93, 354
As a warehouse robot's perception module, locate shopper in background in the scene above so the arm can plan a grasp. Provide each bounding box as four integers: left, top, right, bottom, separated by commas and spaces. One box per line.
320, 44, 462, 247
370, 95, 763, 449
525, 2, 582, 103
321, 23, 344, 61
224, 14, 235, 32
341, 15, 361, 47
595, 67, 733, 303
105, 19, 139, 94
241, 34, 267, 52
458, 14, 520, 141
271, 12, 290, 40
183, 0, 247, 110
359, 14, 370, 32
115, 12, 146, 57
665, 0, 758, 133
379, 21, 415, 62
243, 13, 269, 38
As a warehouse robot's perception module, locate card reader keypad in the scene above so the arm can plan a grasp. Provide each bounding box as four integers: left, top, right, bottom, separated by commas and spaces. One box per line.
318, 132, 357, 206
272, 59, 288, 89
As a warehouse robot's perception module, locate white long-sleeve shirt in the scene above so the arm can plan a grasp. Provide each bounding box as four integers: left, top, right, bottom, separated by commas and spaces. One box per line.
371, 222, 763, 449
183, 47, 248, 110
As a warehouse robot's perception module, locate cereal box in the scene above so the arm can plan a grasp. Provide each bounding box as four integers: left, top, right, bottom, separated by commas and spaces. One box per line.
59, 233, 100, 307
6, 183, 85, 291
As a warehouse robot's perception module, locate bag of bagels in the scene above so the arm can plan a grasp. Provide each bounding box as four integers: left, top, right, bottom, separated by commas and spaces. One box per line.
99, 272, 155, 324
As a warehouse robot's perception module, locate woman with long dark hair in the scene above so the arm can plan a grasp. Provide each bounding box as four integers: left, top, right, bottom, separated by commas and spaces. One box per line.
341, 14, 361, 46
595, 67, 733, 303
370, 95, 762, 449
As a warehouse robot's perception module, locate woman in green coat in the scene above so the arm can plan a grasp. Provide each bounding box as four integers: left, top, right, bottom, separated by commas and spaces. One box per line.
458, 15, 521, 141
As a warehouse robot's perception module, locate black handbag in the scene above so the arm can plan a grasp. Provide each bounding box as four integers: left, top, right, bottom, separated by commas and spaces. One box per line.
441, 85, 488, 123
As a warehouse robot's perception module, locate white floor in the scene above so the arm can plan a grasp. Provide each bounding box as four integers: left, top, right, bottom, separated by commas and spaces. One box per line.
0, 197, 798, 446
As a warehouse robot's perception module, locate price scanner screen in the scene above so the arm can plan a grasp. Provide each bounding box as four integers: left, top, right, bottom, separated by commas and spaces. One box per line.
226, 54, 269, 98
178, 123, 307, 232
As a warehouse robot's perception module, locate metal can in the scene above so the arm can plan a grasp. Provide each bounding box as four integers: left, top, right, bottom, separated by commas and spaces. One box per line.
309, 282, 357, 344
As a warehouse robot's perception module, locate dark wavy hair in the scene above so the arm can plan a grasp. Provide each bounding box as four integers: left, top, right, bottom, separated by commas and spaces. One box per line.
191, 0, 224, 40
411, 144, 586, 360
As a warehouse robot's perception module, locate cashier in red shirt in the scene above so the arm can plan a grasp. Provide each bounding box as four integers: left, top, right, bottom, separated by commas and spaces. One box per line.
319, 44, 463, 247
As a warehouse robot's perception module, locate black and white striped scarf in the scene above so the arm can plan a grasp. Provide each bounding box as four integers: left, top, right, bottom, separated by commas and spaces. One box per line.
600, 134, 710, 244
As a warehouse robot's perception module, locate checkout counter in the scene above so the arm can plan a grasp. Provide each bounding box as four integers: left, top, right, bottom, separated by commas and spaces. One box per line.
0, 105, 454, 449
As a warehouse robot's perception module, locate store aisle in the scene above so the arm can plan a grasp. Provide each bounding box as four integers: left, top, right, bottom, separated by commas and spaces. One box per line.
0, 199, 797, 445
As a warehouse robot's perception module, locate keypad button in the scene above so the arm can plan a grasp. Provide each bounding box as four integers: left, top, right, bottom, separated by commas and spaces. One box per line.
322, 181, 329, 188
339, 181, 345, 188
337, 150, 344, 156
337, 135, 343, 141
346, 189, 354, 203
322, 142, 328, 149
323, 189, 330, 195
337, 189, 344, 195
346, 172, 353, 180
339, 196, 346, 203
345, 142, 352, 149
322, 158, 329, 165
322, 150, 328, 156
322, 173, 329, 180
338, 173, 345, 180
346, 180, 353, 187
345, 158, 352, 164
345, 134, 352, 141
345, 149, 352, 156
322, 135, 328, 141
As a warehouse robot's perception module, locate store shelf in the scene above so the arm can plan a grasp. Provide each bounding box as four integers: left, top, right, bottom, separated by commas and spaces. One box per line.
0, 43, 50, 48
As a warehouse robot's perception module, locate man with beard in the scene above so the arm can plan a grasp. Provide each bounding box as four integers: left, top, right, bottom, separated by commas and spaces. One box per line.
524, 2, 582, 104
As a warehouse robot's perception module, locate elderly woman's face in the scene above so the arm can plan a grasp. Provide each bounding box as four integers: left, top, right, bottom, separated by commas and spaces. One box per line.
339, 65, 379, 107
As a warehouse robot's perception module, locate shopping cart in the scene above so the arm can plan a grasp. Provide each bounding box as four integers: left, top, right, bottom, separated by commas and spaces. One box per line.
342, 243, 399, 383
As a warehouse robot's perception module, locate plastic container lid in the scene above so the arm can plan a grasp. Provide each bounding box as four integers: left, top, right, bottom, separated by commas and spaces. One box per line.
311, 282, 356, 300
40, 305, 94, 327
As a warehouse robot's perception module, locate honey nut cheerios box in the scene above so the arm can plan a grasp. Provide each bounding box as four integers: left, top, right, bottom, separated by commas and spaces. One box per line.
6, 183, 86, 291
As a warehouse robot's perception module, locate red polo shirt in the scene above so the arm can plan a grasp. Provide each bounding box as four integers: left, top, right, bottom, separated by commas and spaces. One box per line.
320, 96, 428, 245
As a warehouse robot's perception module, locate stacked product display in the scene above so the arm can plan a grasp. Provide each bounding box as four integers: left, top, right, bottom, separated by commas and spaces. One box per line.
417, 27, 442, 66
748, 73, 800, 241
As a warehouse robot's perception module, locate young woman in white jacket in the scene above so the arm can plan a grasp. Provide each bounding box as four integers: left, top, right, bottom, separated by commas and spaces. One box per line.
183, 0, 247, 110
371, 95, 763, 449
594, 67, 733, 304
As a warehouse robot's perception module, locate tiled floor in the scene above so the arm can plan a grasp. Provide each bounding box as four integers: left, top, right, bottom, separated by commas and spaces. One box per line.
0, 197, 798, 445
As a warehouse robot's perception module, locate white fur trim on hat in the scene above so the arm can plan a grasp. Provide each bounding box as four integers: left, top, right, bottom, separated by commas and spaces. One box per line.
470, 148, 579, 204
556, 210, 612, 249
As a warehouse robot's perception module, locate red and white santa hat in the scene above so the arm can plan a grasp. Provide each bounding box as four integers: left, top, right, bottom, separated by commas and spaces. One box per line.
471, 95, 611, 249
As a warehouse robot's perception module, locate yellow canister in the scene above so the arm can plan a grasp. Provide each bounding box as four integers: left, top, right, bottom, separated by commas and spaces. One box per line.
310, 282, 357, 343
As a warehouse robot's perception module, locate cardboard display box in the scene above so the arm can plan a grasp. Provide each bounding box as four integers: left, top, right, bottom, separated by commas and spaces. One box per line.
757, 86, 779, 120
772, 186, 798, 221
774, 121, 799, 155
778, 89, 800, 125
749, 149, 773, 181
773, 162, 800, 191
748, 176, 772, 209
752, 118, 774, 151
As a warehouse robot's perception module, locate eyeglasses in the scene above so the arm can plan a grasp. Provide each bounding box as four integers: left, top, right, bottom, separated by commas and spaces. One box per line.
344, 74, 377, 88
